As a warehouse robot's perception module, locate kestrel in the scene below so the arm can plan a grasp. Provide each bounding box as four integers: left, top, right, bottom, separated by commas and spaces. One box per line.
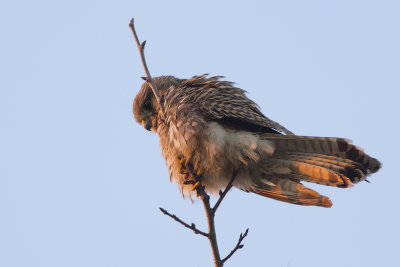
133, 75, 381, 208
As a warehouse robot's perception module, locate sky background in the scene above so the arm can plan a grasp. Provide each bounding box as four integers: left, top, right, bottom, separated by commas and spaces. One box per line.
1, 1, 399, 266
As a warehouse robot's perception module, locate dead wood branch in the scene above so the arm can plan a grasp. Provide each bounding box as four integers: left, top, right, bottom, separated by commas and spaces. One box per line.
128, 18, 162, 109
159, 207, 208, 237
213, 167, 241, 214
222, 228, 249, 264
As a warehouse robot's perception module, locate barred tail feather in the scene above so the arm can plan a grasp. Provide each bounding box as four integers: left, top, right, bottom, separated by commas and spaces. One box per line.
273, 157, 354, 187
264, 135, 381, 184
249, 135, 381, 208
264, 135, 381, 176
252, 179, 332, 208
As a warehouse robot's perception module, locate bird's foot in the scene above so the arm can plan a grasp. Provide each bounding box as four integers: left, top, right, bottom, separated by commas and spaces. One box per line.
178, 157, 203, 192
183, 168, 202, 190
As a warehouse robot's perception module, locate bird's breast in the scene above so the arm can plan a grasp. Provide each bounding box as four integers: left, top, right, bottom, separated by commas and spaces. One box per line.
157, 120, 276, 196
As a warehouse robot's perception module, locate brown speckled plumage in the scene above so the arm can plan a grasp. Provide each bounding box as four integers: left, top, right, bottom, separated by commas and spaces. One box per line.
133, 75, 381, 208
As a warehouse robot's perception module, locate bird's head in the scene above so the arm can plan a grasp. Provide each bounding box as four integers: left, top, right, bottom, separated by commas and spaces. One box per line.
133, 76, 182, 132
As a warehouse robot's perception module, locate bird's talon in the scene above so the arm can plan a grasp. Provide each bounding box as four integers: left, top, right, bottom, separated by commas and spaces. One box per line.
183, 177, 196, 185
191, 181, 200, 191
178, 157, 202, 190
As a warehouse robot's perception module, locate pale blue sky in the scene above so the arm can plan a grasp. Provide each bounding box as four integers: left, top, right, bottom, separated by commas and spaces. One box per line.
1, 1, 399, 266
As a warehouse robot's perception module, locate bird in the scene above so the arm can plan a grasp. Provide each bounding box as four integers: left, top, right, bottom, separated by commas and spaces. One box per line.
133, 74, 381, 208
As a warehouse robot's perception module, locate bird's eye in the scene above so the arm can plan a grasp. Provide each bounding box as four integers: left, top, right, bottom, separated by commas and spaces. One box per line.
143, 100, 152, 112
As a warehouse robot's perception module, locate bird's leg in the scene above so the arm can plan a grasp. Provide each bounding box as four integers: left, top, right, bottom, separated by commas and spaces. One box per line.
178, 156, 202, 191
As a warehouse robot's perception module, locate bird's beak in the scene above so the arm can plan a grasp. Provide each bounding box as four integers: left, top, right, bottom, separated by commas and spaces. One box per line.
141, 119, 152, 131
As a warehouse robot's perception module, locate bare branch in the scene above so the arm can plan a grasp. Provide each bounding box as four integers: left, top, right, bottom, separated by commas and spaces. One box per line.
128, 18, 162, 107
212, 167, 240, 214
195, 185, 223, 267
159, 207, 208, 237
222, 228, 249, 264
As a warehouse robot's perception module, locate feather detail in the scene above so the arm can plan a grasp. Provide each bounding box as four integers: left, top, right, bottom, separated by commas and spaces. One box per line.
272, 156, 354, 187
179, 75, 294, 135
263, 135, 381, 175
245, 135, 381, 207
251, 179, 332, 208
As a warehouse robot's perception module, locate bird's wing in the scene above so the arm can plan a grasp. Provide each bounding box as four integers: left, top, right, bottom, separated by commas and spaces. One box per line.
177, 75, 293, 135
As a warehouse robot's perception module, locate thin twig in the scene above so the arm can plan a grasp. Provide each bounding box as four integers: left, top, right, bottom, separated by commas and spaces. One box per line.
222, 228, 249, 264
159, 207, 208, 237
212, 167, 240, 214
196, 185, 223, 267
128, 18, 162, 106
